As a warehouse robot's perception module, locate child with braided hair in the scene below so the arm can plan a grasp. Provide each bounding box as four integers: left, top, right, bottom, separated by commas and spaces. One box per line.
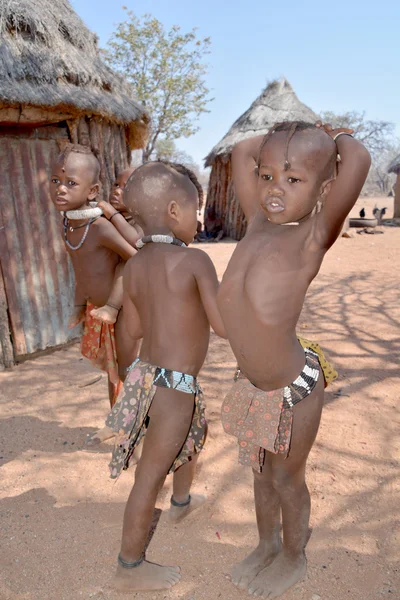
218, 121, 370, 598
50, 145, 140, 443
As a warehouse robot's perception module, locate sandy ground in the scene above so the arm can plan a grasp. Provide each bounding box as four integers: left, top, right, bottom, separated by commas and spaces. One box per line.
1, 198, 399, 600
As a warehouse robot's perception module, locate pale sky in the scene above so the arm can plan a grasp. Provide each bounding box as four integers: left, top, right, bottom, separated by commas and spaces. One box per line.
73, 0, 400, 166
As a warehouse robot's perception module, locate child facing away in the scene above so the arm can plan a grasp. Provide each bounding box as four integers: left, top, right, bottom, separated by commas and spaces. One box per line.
50, 144, 139, 421
218, 121, 370, 598
104, 161, 226, 593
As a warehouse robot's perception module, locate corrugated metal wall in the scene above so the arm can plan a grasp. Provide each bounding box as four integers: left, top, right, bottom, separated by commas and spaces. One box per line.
0, 132, 80, 356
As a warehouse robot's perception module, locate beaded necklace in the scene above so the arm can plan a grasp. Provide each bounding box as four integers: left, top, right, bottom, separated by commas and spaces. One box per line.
136, 234, 187, 249
63, 216, 98, 251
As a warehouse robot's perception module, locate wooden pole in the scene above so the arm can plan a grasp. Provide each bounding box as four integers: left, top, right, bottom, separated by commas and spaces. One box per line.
394, 172, 400, 219
0, 260, 14, 368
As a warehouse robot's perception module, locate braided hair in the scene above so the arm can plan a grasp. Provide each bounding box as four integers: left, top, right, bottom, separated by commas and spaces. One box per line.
257, 121, 323, 170
58, 143, 101, 182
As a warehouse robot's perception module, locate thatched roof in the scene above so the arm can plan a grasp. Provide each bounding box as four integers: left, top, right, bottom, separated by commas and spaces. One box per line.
388, 154, 400, 175
205, 78, 318, 167
0, 0, 148, 129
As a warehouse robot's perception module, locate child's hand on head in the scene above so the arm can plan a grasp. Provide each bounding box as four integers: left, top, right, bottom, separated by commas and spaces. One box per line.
315, 121, 354, 139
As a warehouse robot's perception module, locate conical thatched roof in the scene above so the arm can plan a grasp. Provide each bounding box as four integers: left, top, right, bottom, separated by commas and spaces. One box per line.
388, 154, 400, 174
205, 78, 318, 167
0, 0, 148, 130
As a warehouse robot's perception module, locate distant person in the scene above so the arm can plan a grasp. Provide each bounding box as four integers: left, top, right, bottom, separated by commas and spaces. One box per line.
204, 206, 224, 242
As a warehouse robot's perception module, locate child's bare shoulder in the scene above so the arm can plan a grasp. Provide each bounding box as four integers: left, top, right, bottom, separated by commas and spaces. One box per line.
184, 246, 217, 275
92, 216, 116, 236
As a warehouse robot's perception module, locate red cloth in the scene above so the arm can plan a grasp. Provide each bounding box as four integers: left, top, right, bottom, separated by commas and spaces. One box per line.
80, 303, 122, 407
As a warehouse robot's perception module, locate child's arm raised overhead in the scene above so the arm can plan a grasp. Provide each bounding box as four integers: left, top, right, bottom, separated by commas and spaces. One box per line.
193, 250, 226, 339
96, 218, 137, 261
98, 201, 143, 248
122, 259, 143, 340
315, 125, 371, 249
231, 135, 264, 222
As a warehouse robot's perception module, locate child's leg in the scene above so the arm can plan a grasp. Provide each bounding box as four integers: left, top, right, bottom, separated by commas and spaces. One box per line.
90, 262, 125, 324
168, 454, 206, 523
230, 461, 281, 588
114, 387, 195, 593
85, 376, 119, 447
247, 373, 324, 598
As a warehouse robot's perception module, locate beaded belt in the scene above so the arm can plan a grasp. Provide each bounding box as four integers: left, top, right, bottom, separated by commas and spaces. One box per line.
127, 358, 199, 394
235, 348, 320, 409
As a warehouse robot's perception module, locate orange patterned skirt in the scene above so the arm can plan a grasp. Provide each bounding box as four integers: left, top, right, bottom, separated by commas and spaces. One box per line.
80, 303, 123, 407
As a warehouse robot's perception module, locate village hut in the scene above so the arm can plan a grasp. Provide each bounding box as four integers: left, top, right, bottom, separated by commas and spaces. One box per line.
388, 154, 400, 219
0, 0, 149, 367
204, 78, 318, 240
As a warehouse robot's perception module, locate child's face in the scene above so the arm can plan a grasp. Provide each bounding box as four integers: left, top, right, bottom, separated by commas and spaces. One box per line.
50, 155, 99, 212
109, 169, 134, 212
257, 132, 328, 224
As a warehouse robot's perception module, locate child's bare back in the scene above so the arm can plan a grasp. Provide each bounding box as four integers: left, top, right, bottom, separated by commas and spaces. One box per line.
125, 243, 217, 375
105, 161, 225, 594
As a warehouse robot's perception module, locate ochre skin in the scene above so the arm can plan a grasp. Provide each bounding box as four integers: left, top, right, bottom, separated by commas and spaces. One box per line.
50, 152, 139, 398
217, 124, 371, 598
112, 162, 226, 593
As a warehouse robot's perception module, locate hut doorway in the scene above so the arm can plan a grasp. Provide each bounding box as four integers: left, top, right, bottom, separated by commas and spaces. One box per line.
0, 124, 79, 364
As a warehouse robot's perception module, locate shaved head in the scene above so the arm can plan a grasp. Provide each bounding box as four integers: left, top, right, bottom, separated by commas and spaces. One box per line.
124, 161, 199, 228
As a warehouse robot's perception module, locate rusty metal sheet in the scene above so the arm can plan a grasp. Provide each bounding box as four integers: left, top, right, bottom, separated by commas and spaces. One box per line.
0, 136, 79, 356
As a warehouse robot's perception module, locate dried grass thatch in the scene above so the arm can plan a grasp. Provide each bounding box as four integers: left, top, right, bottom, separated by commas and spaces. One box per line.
205, 78, 318, 167
204, 78, 319, 239
0, 0, 148, 145
388, 154, 400, 174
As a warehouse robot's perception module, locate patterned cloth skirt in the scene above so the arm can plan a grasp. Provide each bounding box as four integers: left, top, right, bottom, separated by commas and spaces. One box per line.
106, 358, 207, 479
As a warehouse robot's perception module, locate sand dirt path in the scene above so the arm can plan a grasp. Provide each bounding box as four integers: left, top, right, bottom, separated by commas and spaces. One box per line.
1, 221, 399, 600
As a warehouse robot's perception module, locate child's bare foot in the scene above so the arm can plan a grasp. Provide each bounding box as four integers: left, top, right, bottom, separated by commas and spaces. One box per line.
85, 425, 115, 447
113, 560, 181, 592
247, 551, 306, 598
167, 494, 206, 523
90, 304, 120, 325
230, 540, 281, 589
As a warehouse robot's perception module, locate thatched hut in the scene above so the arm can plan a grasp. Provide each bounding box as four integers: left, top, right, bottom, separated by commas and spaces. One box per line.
204, 78, 318, 240
388, 154, 400, 219
0, 0, 149, 367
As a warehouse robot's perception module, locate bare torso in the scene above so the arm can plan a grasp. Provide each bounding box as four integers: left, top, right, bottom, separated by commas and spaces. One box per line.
218, 214, 325, 390
127, 244, 211, 376
65, 218, 121, 307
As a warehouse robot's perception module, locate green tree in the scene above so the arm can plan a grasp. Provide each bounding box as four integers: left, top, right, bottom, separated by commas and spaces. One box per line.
105, 10, 212, 162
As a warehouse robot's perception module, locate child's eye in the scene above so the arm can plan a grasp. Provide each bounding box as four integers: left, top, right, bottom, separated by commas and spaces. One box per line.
51, 178, 59, 184
68, 180, 77, 187
261, 174, 272, 181
288, 177, 301, 184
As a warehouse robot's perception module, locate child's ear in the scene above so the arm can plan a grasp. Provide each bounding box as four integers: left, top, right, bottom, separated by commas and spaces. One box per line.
168, 200, 180, 222
319, 177, 334, 200
88, 183, 100, 201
